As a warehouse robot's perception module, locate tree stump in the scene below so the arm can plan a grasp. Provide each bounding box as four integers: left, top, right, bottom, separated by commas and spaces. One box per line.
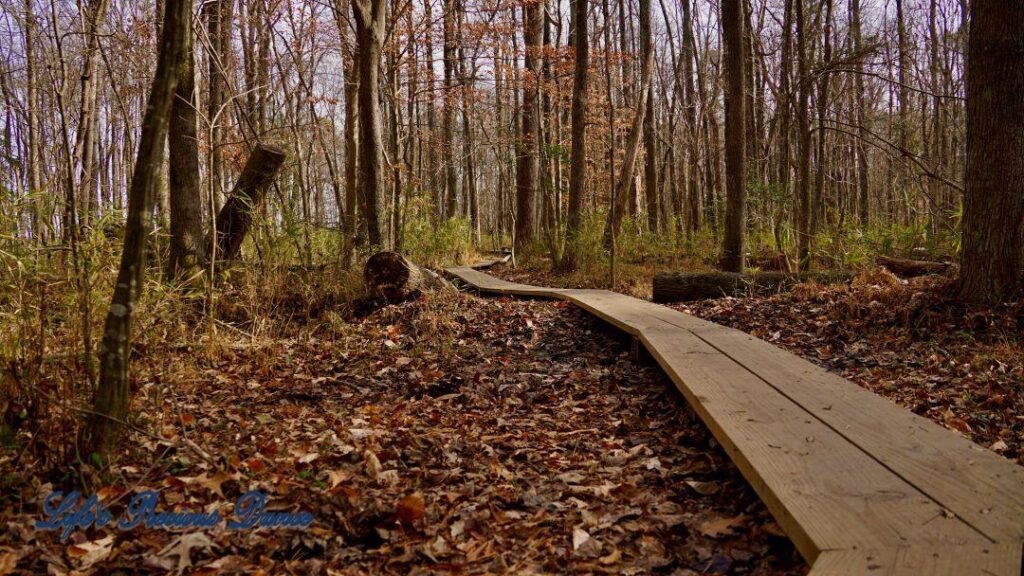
652, 270, 853, 303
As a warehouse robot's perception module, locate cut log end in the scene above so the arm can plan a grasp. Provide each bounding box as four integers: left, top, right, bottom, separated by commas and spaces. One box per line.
364, 251, 423, 301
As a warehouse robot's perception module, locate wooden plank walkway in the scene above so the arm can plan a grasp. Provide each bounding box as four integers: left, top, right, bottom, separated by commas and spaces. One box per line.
445, 260, 1024, 575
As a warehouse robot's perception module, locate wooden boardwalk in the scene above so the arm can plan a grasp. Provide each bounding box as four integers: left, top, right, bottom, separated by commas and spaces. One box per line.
445, 261, 1024, 575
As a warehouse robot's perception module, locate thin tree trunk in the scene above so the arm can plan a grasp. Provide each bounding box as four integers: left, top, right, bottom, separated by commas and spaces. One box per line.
168, 5, 206, 279
640, 0, 658, 232
851, 0, 869, 226
795, 0, 812, 270
516, 1, 542, 251
812, 0, 833, 235
562, 0, 589, 271
720, 0, 746, 272
88, 0, 188, 458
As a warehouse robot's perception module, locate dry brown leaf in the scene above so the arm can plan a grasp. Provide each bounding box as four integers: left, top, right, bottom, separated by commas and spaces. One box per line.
67, 535, 114, 570
0, 552, 18, 576
397, 492, 425, 525
699, 515, 747, 539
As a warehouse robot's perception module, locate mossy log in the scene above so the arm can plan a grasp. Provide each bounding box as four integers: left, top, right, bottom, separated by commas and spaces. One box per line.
652, 270, 854, 303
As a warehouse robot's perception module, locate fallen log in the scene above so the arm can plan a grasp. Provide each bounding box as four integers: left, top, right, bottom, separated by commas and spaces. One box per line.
363, 251, 453, 302
652, 270, 854, 303
876, 255, 953, 278
213, 144, 287, 263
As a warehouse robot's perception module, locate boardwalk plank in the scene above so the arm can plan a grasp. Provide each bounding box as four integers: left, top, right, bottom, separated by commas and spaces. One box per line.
678, 322, 1024, 542
808, 544, 1021, 576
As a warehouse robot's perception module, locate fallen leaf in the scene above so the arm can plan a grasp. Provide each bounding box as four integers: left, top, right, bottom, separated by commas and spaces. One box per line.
159, 532, 213, 573
699, 515, 747, 539
572, 526, 591, 551
397, 492, 425, 525
67, 535, 114, 570
0, 552, 18, 575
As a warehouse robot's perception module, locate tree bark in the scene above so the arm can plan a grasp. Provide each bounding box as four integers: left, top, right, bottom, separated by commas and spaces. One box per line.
88, 0, 188, 459
877, 256, 953, 278
720, 0, 746, 272
851, 0, 870, 227
956, 1, 1024, 304
442, 0, 459, 218
604, 52, 654, 248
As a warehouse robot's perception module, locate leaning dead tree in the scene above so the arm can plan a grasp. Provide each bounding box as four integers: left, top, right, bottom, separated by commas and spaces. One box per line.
213, 144, 287, 264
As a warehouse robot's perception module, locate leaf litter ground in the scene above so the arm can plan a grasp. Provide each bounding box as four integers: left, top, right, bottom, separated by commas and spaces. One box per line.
0, 289, 804, 575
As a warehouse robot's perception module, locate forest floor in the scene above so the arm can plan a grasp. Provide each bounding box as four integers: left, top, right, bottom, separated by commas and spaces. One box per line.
490, 263, 1024, 467
0, 286, 804, 574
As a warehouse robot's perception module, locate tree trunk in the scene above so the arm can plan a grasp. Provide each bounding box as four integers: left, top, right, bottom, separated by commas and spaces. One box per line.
640, 0, 658, 232
213, 144, 287, 263
720, 0, 746, 272
956, 1, 1024, 304
363, 251, 426, 301
795, 0, 812, 271
205, 0, 234, 212
561, 0, 589, 271
353, 0, 388, 248
681, 0, 700, 235
442, 0, 459, 218
877, 255, 953, 278
88, 0, 188, 459
167, 6, 206, 280
812, 0, 833, 235
516, 1, 542, 251
851, 0, 869, 227
604, 52, 654, 248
